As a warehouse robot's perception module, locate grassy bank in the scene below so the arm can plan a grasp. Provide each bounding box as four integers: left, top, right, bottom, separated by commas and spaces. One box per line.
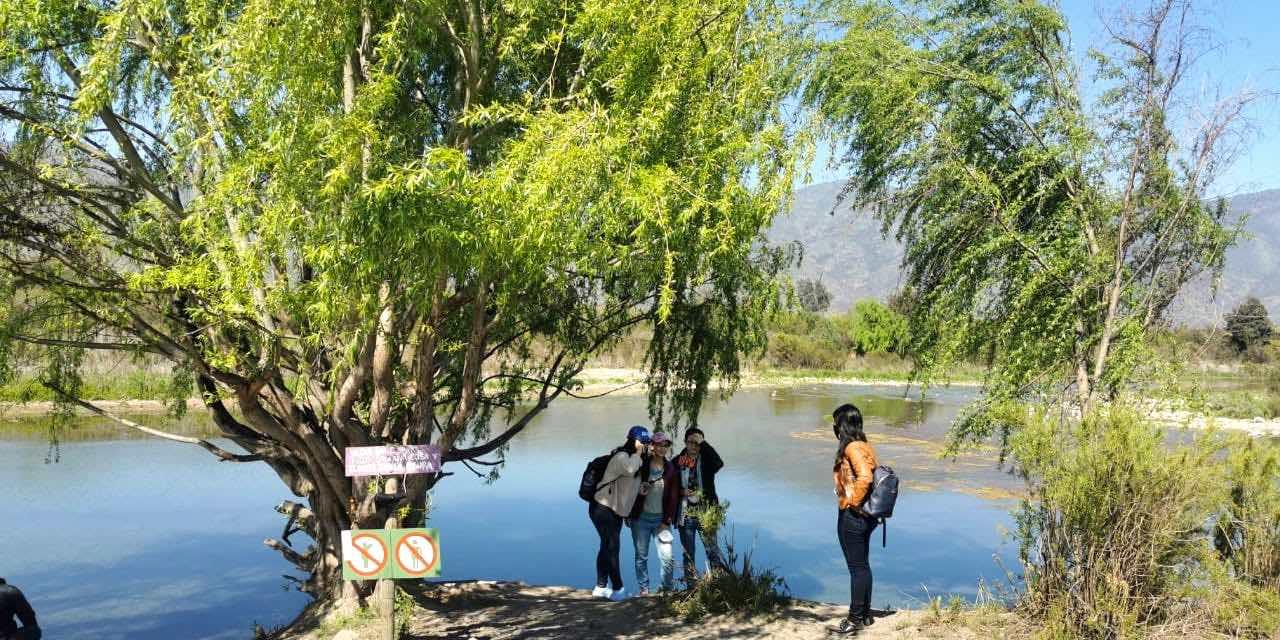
0, 369, 179, 403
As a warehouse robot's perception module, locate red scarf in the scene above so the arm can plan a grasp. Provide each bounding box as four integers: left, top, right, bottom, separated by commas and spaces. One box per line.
676, 452, 697, 470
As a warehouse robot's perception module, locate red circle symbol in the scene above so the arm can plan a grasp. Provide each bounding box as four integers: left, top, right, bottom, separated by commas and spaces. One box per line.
395, 532, 439, 577
346, 532, 389, 578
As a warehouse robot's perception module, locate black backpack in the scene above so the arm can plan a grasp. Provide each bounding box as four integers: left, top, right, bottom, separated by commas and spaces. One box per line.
862, 465, 899, 547
578, 452, 618, 502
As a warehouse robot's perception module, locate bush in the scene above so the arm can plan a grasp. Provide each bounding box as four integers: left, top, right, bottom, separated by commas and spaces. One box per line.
765, 332, 846, 369
660, 500, 790, 620
847, 300, 908, 356
1008, 406, 1280, 639
659, 535, 790, 621
1215, 438, 1280, 593
761, 301, 914, 370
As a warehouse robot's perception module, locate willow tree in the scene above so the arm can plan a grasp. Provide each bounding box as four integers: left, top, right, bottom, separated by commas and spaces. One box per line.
0, 0, 803, 598
808, 0, 1254, 441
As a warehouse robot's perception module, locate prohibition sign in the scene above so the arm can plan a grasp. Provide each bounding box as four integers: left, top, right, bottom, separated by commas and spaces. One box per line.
394, 531, 439, 577
346, 531, 389, 578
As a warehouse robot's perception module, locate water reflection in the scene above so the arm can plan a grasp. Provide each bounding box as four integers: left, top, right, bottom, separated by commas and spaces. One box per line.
0, 384, 1020, 639
0, 438, 310, 640
434, 384, 1021, 609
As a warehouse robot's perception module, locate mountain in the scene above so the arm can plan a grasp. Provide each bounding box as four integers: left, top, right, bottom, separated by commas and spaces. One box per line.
770, 181, 1280, 326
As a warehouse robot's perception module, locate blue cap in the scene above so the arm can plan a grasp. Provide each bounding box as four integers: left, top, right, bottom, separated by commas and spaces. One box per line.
627, 425, 651, 444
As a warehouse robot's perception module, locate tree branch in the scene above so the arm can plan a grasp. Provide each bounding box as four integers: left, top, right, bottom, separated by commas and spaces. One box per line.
42, 382, 264, 462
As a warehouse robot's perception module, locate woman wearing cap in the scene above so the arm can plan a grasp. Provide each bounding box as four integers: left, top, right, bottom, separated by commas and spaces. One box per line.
831, 403, 878, 635
627, 431, 679, 594
590, 425, 650, 601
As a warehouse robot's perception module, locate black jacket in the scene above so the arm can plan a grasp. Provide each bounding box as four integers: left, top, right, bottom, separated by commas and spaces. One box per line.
0, 582, 38, 637
676, 442, 725, 505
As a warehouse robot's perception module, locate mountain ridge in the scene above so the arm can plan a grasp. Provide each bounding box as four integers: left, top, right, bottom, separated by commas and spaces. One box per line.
770, 181, 1280, 326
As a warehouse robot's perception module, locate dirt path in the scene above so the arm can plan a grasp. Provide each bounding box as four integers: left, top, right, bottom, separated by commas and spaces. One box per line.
284, 581, 1013, 640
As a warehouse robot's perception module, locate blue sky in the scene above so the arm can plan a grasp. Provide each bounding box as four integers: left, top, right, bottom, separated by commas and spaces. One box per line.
808, 0, 1280, 196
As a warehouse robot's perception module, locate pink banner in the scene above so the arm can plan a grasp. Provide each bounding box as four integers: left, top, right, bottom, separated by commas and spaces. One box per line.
344, 444, 441, 477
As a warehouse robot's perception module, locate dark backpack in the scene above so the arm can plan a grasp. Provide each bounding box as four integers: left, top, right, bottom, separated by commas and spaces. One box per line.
862, 465, 899, 547
578, 452, 617, 502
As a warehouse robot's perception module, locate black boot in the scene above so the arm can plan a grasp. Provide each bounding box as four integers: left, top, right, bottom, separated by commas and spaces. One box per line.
829, 616, 864, 635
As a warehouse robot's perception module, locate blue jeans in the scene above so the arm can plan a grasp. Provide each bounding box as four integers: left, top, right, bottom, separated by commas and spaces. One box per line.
679, 513, 726, 581
630, 512, 674, 592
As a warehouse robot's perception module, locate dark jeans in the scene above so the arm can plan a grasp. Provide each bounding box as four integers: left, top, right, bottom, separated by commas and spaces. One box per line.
837, 508, 877, 619
589, 501, 624, 590
678, 513, 726, 581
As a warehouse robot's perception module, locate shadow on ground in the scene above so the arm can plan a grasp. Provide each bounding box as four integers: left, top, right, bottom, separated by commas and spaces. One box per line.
401, 581, 902, 640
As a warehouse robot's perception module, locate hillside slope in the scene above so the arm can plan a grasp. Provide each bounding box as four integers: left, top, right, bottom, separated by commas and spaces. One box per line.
772, 181, 1280, 325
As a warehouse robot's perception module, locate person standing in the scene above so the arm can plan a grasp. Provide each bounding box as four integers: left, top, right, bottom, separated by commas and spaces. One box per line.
831, 403, 878, 636
674, 427, 727, 583
627, 431, 679, 594
0, 578, 40, 640
589, 425, 649, 601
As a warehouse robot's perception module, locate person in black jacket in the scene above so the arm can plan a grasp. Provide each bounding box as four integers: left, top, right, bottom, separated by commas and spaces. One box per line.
674, 427, 727, 582
0, 578, 40, 640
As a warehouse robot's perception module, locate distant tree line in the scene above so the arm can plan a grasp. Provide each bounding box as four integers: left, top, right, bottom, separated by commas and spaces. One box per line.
764, 296, 909, 370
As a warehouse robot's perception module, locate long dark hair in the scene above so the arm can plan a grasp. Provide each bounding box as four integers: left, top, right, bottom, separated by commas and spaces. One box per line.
620, 436, 642, 455
832, 403, 866, 468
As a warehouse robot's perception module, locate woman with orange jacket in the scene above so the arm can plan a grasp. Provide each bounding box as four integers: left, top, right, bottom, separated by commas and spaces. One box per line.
831, 403, 878, 636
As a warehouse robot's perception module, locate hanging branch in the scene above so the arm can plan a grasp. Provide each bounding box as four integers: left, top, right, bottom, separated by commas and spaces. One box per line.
42, 382, 264, 462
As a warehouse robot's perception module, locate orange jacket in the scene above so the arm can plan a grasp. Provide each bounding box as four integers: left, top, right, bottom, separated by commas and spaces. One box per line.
834, 441, 877, 512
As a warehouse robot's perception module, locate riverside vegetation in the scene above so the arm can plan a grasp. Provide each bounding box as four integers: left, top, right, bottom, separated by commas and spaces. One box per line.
4, 0, 1280, 639
1006, 406, 1280, 639
805, 0, 1280, 637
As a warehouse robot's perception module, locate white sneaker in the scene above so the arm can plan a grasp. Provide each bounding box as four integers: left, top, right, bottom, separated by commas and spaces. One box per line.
609, 587, 628, 601
591, 586, 613, 599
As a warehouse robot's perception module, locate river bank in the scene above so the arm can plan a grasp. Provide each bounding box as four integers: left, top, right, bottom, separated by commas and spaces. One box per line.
272, 581, 1019, 640
1149, 404, 1280, 437
0, 367, 969, 419
6, 368, 1278, 440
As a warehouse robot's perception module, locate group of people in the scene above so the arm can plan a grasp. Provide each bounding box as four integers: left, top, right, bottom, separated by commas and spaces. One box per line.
586, 426, 727, 600
3, 404, 882, 638
585, 403, 883, 636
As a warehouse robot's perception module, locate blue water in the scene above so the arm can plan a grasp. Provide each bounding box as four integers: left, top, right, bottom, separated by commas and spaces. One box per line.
0, 438, 311, 639
0, 384, 1022, 639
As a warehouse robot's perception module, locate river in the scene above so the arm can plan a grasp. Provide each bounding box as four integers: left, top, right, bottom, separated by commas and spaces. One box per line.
0, 384, 1022, 639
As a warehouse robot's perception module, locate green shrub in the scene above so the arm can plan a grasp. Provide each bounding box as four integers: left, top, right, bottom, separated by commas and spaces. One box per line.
659, 500, 789, 620
659, 534, 790, 621
847, 299, 908, 356
761, 301, 915, 370
765, 332, 846, 369
1215, 437, 1280, 592
1008, 406, 1280, 639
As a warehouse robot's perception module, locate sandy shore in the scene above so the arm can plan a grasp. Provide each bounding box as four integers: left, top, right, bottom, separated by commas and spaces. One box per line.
278, 581, 1015, 640
1147, 405, 1280, 438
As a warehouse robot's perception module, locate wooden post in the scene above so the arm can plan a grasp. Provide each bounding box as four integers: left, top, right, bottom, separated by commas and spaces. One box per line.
380, 477, 400, 640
